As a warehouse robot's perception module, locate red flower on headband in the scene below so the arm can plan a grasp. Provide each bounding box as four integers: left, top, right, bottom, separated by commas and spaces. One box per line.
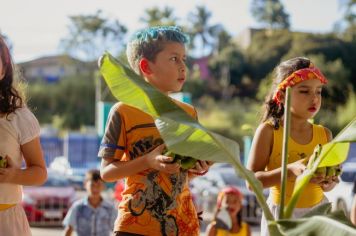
272, 67, 328, 105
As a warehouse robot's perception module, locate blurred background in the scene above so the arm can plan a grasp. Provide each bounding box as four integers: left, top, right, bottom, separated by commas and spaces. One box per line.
1, 0, 355, 235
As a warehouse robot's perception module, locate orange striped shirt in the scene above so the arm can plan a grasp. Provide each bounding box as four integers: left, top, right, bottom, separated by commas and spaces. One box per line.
98, 100, 200, 235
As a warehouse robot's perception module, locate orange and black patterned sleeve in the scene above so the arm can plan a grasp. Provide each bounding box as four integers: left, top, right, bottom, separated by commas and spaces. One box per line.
98, 103, 126, 160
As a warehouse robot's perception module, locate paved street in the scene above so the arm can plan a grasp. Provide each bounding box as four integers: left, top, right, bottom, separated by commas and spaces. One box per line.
30, 190, 261, 235
31, 224, 261, 236
31, 227, 62, 236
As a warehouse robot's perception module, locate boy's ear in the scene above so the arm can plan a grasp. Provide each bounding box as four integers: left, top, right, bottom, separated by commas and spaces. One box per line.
139, 58, 152, 76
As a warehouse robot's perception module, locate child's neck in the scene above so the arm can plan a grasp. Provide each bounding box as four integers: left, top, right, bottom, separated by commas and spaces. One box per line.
230, 217, 241, 233
290, 117, 311, 131
288, 117, 313, 145
88, 195, 102, 208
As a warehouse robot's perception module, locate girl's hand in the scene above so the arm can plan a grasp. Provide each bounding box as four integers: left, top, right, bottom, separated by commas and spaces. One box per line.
320, 176, 339, 192
310, 175, 325, 184
287, 159, 306, 179
188, 160, 213, 175
146, 144, 181, 174
0, 156, 16, 183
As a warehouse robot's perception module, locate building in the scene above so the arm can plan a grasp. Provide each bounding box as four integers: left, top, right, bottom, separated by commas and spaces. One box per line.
18, 55, 92, 82
234, 27, 264, 50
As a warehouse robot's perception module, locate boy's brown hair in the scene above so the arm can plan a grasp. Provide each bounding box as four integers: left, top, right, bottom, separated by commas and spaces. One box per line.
126, 26, 189, 75
85, 169, 102, 182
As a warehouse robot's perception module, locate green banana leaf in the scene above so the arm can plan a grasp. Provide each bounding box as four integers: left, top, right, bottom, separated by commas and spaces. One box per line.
301, 202, 332, 218
281, 202, 356, 235
317, 142, 350, 167
318, 117, 356, 167
98, 52, 274, 222
277, 211, 356, 236
285, 118, 356, 218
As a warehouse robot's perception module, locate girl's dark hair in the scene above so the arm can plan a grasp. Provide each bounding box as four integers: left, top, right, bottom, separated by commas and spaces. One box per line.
0, 35, 23, 116
261, 57, 312, 129
236, 210, 242, 228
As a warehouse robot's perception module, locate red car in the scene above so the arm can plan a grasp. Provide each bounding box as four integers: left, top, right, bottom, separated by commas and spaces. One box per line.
22, 171, 76, 226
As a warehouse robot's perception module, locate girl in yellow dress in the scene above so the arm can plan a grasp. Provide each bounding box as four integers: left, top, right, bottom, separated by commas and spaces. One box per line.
206, 186, 251, 236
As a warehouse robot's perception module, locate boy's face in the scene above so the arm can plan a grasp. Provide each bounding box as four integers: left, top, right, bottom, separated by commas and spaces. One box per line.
84, 179, 104, 197
144, 42, 186, 94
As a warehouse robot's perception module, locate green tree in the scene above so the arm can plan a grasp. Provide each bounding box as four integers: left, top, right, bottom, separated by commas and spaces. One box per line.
251, 0, 290, 29
188, 5, 221, 56
342, 0, 356, 25
246, 29, 292, 80
209, 45, 247, 98
60, 10, 127, 61
341, 0, 356, 41
27, 75, 95, 130
140, 6, 178, 27
214, 27, 232, 54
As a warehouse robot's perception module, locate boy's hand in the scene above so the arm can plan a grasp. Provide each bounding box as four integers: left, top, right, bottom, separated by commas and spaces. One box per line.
0, 156, 16, 183
146, 144, 181, 174
188, 160, 213, 175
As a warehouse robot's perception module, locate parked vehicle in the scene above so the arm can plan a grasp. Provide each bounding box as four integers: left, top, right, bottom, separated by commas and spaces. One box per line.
49, 156, 100, 190
22, 171, 76, 226
190, 164, 265, 224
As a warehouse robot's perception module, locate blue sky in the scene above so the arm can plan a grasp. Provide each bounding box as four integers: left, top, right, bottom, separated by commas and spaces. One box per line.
0, 0, 344, 62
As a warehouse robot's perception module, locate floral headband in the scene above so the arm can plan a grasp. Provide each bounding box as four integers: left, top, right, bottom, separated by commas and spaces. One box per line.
272, 64, 328, 105
217, 186, 243, 208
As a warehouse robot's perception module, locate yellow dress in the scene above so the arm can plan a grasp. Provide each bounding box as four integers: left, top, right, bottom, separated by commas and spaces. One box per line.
216, 222, 249, 236
267, 123, 328, 208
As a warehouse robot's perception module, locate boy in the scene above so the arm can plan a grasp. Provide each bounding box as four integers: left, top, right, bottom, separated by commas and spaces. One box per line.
63, 169, 117, 236
98, 26, 211, 236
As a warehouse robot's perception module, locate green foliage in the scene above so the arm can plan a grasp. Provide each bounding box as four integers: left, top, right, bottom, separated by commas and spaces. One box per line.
337, 90, 356, 127
197, 97, 260, 144
246, 29, 293, 80
209, 45, 246, 88
256, 71, 273, 101
181, 78, 207, 101
140, 6, 178, 27
250, 0, 290, 29
27, 75, 95, 130
284, 33, 349, 62
187, 5, 223, 56
60, 10, 127, 61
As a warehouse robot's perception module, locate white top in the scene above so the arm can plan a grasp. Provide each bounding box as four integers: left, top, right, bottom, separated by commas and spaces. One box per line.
0, 107, 40, 204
